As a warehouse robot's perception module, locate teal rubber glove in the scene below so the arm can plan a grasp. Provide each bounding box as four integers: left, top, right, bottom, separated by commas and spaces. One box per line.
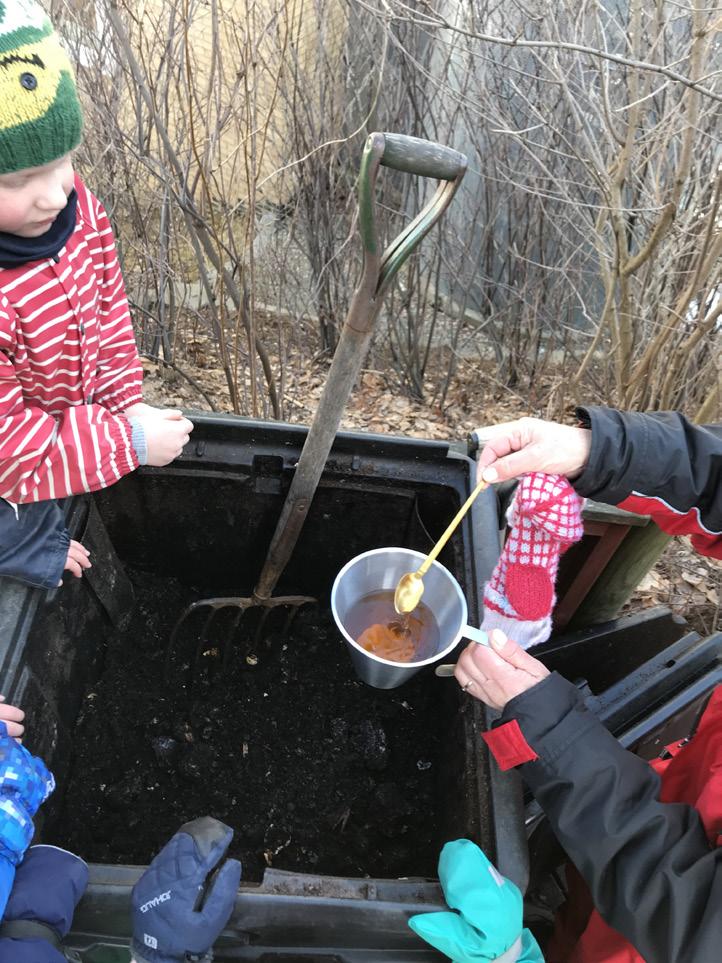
408, 840, 544, 962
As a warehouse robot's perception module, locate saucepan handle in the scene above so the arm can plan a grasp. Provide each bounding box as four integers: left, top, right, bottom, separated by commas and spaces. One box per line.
435, 627, 488, 677
464, 626, 489, 646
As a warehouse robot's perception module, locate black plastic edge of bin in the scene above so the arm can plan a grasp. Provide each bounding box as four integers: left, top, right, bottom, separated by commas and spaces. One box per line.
67, 864, 450, 961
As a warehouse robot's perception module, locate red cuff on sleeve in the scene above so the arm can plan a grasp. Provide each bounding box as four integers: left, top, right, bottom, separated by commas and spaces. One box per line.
482, 719, 539, 771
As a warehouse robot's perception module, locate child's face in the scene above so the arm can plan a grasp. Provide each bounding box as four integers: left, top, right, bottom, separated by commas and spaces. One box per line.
0, 154, 75, 238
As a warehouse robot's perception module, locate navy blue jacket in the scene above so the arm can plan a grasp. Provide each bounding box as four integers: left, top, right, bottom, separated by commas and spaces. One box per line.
0, 499, 68, 590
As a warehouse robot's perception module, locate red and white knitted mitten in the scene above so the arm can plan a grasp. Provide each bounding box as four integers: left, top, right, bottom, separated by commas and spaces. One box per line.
483, 472, 585, 650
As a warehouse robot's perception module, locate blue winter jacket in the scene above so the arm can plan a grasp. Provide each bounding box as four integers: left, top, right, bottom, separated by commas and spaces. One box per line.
0, 720, 56, 915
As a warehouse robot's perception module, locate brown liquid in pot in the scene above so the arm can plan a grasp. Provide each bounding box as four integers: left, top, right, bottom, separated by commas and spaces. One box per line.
346, 589, 441, 663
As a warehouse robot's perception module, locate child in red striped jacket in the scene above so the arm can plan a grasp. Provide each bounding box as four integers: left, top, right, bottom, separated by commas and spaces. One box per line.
0, 0, 193, 590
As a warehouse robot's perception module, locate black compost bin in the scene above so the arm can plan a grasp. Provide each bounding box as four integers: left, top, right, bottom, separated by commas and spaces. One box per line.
0, 414, 526, 963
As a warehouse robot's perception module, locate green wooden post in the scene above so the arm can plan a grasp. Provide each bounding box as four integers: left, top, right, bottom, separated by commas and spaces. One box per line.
569, 522, 672, 629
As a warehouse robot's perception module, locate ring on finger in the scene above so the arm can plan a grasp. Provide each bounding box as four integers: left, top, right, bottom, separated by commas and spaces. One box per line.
461, 679, 475, 692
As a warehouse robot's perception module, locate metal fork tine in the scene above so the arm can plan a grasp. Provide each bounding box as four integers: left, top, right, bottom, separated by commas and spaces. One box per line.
165, 602, 198, 682
192, 608, 220, 683
254, 606, 273, 647
223, 607, 247, 673
281, 601, 310, 637
166, 594, 317, 687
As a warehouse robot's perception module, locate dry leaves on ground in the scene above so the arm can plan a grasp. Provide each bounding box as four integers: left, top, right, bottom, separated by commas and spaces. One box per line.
140, 343, 532, 443
625, 539, 720, 636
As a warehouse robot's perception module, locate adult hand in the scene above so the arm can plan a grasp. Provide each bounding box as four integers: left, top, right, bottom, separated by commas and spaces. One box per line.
140, 413, 194, 467
131, 816, 241, 963
454, 629, 550, 712
63, 539, 91, 580
474, 417, 591, 485
0, 697, 24, 741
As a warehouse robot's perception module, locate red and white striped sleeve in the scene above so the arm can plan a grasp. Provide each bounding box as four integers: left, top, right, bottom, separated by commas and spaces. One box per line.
0, 304, 139, 503
80, 182, 144, 413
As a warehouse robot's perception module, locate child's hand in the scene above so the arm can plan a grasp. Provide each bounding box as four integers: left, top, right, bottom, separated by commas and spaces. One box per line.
0, 696, 25, 741
124, 402, 184, 420
130, 816, 241, 963
140, 412, 194, 466
63, 539, 91, 580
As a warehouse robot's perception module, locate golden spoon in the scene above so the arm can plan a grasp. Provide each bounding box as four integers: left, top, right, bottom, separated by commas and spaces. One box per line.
393, 477, 490, 615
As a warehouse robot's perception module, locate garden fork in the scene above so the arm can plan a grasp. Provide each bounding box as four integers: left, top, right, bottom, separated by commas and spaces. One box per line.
165, 132, 467, 679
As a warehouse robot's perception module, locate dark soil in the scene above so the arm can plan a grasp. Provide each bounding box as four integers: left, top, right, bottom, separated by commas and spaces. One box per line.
53, 571, 446, 881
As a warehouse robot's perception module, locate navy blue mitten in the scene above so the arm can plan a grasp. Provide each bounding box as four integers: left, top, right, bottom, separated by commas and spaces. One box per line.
0, 844, 88, 963
131, 817, 241, 963
0, 938, 65, 962
0, 499, 69, 590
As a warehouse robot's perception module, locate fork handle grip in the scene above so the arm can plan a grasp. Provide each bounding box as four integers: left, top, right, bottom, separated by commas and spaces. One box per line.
380, 133, 467, 181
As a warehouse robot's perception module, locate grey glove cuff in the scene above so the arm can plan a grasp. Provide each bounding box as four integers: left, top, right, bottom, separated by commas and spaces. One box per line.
129, 418, 148, 466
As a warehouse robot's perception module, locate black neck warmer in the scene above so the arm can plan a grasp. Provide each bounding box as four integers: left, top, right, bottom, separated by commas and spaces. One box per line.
0, 190, 78, 269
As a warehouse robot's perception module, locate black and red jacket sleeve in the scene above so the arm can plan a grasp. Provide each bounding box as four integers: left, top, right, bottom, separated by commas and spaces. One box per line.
484, 674, 722, 963
573, 406, 722, 559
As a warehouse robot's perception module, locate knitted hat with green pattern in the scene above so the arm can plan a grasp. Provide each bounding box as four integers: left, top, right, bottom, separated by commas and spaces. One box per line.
0, 0, 83, 174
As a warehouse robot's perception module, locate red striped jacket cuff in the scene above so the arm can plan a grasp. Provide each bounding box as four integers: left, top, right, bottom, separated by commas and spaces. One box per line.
482, 719, 539, 770
109, 414, 140, 475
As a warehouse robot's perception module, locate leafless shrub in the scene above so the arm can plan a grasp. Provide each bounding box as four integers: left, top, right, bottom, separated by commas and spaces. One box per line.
53, 0, 720, 420
356, 0, 721, 417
